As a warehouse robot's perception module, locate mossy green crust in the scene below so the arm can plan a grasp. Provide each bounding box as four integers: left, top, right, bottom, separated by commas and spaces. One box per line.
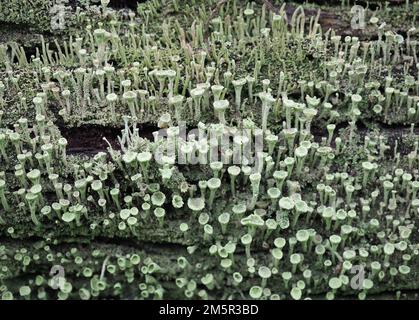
0, 0, 53, 31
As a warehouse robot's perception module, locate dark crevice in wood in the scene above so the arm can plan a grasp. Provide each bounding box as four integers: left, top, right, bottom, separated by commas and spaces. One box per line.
107, 0, 146, 10
0, 22, 49, 46
0, 236, 188, 253
261, 0, 413, 40
66, 0, 144, 10
311, 120, 418, 155
55, 118, 417, 157
283, 0, 406, 8
59, 123, 159, 155
60, 125, 122, 155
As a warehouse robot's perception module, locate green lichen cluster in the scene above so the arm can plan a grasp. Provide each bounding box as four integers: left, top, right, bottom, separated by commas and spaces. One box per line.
0, 0, 418, 300
0, 0, 116, 32
0, 0, 53, 31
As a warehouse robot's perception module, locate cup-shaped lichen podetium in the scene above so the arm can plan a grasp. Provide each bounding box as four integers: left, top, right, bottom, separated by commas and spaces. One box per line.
258, 266, 272, 288
296, 229, 310, 253
294, 145, 308, 176
258, 92, 276, 132
227, 166, 241, 197
293, 200, 309, 228
232, 78, 247, 112
267, 187, 281, 211
217, 212, 230, 234
249, 285, 263, 299
137, 152, 152, 182
190, 87, 205, 121
241, 213, 264, 237
277, 196, 294, 229
213, 99, 229, 125
207, 177, 221, 209
248, 172, 261, 210
168, 95, 184, 124
151, 191, 166, 207
289, 253, 303, 274
187, 197, 205, 217
0, 179, 10, 213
